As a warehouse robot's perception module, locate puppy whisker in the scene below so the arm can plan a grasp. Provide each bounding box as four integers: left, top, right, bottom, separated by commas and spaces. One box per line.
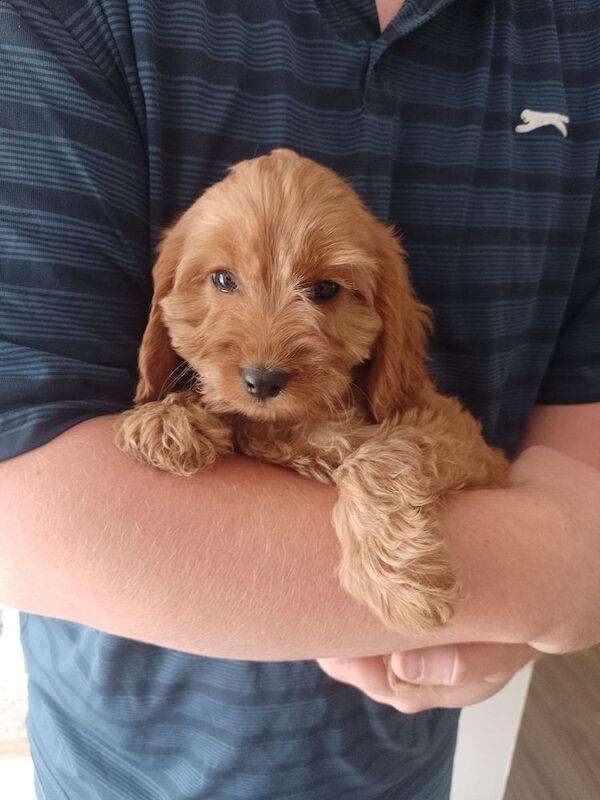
159, 361, 194, 397
348, 380, 371, 409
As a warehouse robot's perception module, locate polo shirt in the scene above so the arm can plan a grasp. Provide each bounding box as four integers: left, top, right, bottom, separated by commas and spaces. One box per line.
1, 1, 599, 798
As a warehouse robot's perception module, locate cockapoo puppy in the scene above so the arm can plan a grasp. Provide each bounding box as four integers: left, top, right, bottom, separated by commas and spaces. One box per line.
117, 149, 508, 650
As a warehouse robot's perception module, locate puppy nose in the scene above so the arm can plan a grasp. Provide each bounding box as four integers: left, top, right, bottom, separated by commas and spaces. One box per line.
241, 366, 289, 399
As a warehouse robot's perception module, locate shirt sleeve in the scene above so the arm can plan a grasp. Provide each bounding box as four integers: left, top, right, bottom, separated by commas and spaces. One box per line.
537, 168, 600, 405
0, 0, 150, 461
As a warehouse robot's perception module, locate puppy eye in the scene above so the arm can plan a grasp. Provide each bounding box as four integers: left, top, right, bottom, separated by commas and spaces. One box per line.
211, 270, 238, 293
310, 281, 340, 303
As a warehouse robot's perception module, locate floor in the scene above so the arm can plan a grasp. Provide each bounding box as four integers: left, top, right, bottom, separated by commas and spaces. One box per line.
504, 645, 600, 800
2, 608, 599, 799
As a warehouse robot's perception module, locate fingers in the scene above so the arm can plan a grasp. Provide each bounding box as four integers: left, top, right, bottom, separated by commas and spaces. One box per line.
317, 656, 392, 702
317, 653, 515, 714
390, 642, 535, 687
386, 674, 515, 713
318, 644, 535, 714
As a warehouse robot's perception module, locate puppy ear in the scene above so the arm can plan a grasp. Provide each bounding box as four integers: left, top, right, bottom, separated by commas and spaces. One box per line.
134, 220, 187, 404
367, 231, 432, 421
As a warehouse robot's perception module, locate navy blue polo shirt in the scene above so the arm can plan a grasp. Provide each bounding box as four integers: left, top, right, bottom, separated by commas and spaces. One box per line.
1, 1, 599, 798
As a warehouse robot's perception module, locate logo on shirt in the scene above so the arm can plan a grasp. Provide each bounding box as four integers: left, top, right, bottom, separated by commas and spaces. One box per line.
515, 109, 570, 138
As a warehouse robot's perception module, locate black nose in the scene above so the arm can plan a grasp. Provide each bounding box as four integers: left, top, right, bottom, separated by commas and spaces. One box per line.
241, 366, 289, 399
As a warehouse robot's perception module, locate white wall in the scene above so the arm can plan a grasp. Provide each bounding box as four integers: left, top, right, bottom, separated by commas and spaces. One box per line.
451, 664, 533, 800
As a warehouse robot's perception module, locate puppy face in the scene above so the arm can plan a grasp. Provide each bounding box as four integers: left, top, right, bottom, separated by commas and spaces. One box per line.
137, 150, 430, 422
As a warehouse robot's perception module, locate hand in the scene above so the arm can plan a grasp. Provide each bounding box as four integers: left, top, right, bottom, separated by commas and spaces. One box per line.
318, 642, 535, 712
509, 446, 600, 654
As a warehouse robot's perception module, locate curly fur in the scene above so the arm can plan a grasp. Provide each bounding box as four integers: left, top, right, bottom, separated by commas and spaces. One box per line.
116, 149, 509, 686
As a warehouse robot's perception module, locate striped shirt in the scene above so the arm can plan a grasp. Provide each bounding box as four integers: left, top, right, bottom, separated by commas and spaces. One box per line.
1, 1, 599, 798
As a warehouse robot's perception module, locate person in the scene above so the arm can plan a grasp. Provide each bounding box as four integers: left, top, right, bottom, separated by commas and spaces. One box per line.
0, 1, 599, 798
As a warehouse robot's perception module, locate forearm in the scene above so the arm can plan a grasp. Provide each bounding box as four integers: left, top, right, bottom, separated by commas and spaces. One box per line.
0, 416, 592, 659
1, 414, 409, 659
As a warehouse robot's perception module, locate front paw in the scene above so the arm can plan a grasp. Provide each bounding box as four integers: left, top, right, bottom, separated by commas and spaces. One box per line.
116, 392, 232, 476
333, 475, 458, 633
336, 532, 459, 634
332, 435, 460, 634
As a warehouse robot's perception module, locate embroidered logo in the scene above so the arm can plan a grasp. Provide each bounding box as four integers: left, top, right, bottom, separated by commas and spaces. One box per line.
515, 109, 570, 138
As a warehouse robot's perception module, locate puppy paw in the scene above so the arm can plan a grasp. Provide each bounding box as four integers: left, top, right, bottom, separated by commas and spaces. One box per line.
116, 391, 232, 476
337, 543, 458, 634
380, 565, 458, 633
331, 431, 462, 633
333, 477, 458, 632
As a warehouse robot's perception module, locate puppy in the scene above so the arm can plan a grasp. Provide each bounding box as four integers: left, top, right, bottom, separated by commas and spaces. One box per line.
117, 149, 508, 657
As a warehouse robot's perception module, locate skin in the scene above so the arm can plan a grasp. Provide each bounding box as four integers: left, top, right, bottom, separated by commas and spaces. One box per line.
1, 404, 599, 674
375, 0, 407, 31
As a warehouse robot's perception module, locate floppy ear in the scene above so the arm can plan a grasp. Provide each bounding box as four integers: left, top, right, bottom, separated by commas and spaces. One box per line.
134, 220, 187, 404
366, 231, 432, 421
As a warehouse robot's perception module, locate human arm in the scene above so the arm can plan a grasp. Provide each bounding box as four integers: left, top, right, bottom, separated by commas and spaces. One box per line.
2, 405, 600, 662
319, 402, 600, 709
0, 417, 404, 660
